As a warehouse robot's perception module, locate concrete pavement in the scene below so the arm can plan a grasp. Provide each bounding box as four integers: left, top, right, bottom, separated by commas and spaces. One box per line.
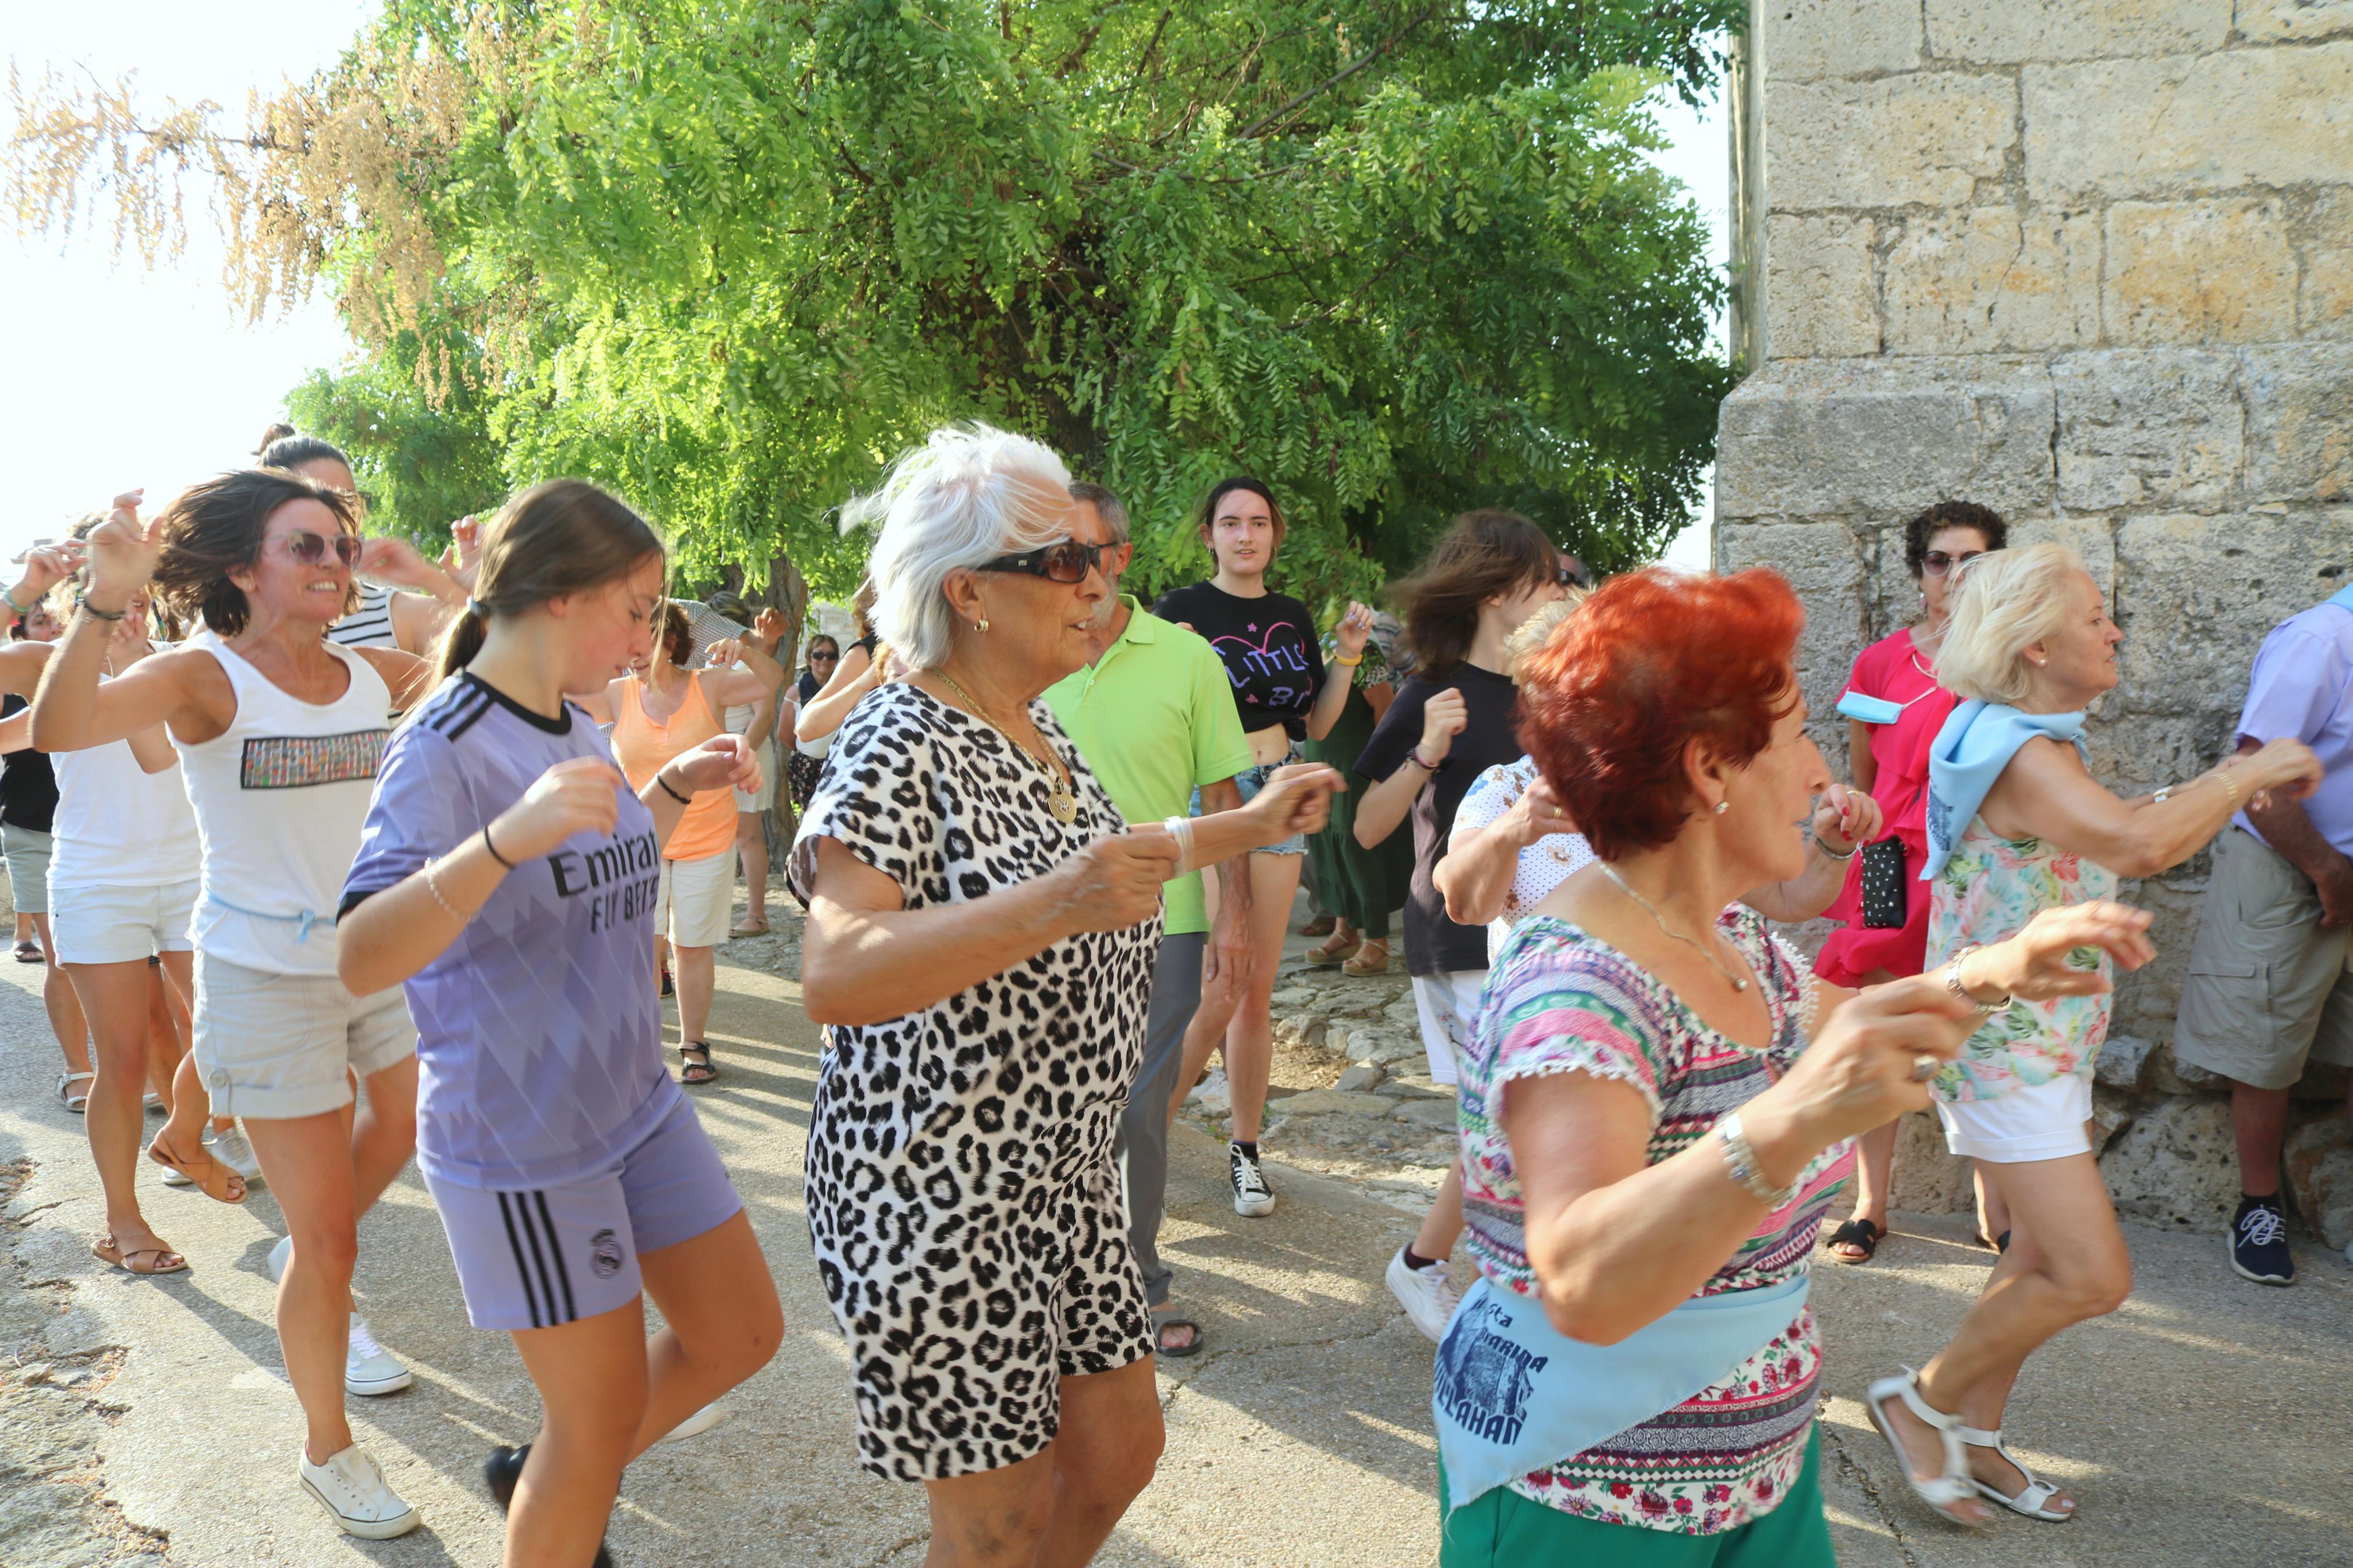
2, 929, 2349, 1565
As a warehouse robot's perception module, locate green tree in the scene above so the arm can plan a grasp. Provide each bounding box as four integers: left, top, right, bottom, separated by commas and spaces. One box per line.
10, 0, 1738, 603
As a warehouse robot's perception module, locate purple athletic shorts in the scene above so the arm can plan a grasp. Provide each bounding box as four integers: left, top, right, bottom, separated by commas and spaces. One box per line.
423, 1093, 742, 1332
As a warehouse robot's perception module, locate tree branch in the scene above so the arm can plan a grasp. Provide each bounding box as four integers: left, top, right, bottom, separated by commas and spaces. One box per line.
1236, 0, 1453, 140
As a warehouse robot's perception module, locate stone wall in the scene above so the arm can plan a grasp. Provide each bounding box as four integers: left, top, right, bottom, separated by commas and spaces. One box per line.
1715, 1, 2353, 1234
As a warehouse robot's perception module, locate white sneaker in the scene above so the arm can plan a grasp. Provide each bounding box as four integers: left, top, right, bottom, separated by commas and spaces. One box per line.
661, 1400, 726, 1443
346, 1315, 413, 1396
158, 1162, 194, 1187
297, 1443, 420, 1539
205, 1125, 264, 1186
268, 1233, 293, 1283
1229, 1143, 1276, 1218
1386, 1246, 1460, 1343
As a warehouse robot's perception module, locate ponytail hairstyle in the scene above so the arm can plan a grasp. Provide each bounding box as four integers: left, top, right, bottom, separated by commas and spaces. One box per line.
1393, 509, 1559, 677
256, 425, 352, 475
151, 468, 358, 637
437, 480, 665, 678
1196, 476, 1285, 570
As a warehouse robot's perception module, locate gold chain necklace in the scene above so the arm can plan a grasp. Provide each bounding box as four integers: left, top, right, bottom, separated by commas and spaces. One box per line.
1599, 863, 1752, 992
931, 669, 1078, 824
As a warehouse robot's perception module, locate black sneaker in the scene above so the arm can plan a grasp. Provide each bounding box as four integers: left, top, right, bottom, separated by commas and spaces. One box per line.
485, 1445, 615, 1565
1229, 1143, 1275, 1218
2230, 1197, 2294, 1285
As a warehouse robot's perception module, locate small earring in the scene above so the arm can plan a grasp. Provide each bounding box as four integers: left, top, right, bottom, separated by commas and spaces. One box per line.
1715, 801, 1730, 815
977, 618, 989, 633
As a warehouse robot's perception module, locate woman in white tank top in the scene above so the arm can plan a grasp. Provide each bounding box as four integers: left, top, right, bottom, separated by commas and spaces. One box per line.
34, 472, 435, 1541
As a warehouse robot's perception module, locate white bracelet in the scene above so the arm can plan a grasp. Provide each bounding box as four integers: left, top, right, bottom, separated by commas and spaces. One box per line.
1716, 1110, 1798, 1208
1161, 815, 1197, 876
421, 859, 467, 922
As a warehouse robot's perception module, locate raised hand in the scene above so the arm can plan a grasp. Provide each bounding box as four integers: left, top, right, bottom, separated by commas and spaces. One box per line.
704, 637, 745, 670
668, 733, 758, 795
86, 491, 161, 602
9, 541, 87, 614
1813, 783, 1884, 855
1503, 774, 1577, 848
1053, 831, 1179, 933
489, 757, 626, 862
356, 535, 444, 589
1762, 980, 1979, 1146
1333, 600, 1375, 660
448, 516, 482, 592
1971, 899, 2155, 1002
1247, 762, 1344, 843
1419, 687, 1469, 763
753, 606, 787, 650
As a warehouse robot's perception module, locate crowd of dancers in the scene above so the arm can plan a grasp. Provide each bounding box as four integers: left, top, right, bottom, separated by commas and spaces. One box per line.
5, 417, 2346, 1567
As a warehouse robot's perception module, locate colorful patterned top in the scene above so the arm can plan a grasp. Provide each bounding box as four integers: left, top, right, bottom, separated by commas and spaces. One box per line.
1457, 909, 1852, 1535
1925, 816, 2120, 1102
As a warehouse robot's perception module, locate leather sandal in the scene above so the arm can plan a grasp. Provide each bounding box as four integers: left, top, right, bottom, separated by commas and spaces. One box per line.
1826, 1217, 1882, 1263
1865, 1368, 1983, 1526
1150, 1305, 1205, 1359
145, 1132, 248, 1204
677, 1042, 719, 1085
1961, 1426, 2074, 1521
1341, 941, 1389, 976
93, 1232, 188, 1275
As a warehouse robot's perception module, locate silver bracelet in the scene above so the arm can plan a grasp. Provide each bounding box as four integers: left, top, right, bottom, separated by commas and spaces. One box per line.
1815, 837, 1857, 862
1716, 1110, 1798, 1208
1944, 944, 2012, 1016
422, 859, 467, 922
1160, 814, 1197, 876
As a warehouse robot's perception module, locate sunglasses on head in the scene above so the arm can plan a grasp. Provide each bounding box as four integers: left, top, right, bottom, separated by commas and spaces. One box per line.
1921, 549, 1983, 577
977, 539, 1105, 584
271, 529, 364, 568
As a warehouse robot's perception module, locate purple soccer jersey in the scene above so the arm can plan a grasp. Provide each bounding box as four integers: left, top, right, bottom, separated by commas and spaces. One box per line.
343, 673, 679, 1189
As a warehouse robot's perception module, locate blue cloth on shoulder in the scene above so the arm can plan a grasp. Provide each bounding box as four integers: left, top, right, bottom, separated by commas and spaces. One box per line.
1922, 699, 2088, 882
1432, 1272, 1810, 1513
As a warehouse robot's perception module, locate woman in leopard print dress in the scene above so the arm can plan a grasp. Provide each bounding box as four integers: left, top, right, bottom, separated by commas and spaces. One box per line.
792, 425, 1339, 1566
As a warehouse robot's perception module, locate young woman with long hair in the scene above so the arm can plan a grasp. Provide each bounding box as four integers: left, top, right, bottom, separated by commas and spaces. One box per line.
34, 473, 436, 1536
1154, 477, 1372, 1218
338, 479, 780, 1568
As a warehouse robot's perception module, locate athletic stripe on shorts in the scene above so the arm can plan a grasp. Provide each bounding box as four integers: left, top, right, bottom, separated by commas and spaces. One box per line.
496, 1190, 580, 1327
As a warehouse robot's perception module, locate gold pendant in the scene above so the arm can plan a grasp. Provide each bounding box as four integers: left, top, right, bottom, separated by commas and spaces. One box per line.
1050, 785, 1077, 824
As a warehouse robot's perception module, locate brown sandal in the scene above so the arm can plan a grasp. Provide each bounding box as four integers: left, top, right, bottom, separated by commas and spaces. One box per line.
93, 1233, 188, 1275
145, 1133, 247, 1204
1341, 940, 1390, 976
1304, 931, 1358, 967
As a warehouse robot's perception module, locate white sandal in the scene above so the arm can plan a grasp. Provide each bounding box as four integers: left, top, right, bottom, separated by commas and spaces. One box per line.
1960, 1425, 2074, 1521
57, 1071, 93, 1114
1865, 1368, 1982, 1525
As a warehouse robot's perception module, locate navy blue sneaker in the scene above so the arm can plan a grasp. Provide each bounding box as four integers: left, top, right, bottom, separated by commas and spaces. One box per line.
2230, 1197, 2294, 1286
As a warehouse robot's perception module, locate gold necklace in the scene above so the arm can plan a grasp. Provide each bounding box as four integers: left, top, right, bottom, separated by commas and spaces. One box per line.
1599, 863, 1751, 992
931, 669, 1078, 824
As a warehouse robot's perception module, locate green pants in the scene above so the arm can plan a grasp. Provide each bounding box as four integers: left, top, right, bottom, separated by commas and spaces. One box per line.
1438, 1431, 1837, 1567
1302, 686, 1410, 941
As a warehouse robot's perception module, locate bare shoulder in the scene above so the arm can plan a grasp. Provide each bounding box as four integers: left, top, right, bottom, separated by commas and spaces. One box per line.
351, 645, 435, 707
0, 640, 51, 696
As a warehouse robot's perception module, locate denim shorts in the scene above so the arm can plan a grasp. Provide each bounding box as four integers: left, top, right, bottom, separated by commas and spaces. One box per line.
1194, 749, 1307, 856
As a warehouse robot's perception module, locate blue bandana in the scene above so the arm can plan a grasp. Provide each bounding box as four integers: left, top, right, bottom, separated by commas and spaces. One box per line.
1922, 699, 2088, 881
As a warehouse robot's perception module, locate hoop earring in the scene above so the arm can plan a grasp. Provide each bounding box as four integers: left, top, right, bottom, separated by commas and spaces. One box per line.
976, 618, 989, 633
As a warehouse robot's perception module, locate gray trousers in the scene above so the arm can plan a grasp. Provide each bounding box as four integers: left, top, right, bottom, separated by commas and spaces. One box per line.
1117, 933, 1205, 1309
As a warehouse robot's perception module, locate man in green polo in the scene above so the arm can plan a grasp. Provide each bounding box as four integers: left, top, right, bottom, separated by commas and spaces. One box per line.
1045, 482, 1253, 1359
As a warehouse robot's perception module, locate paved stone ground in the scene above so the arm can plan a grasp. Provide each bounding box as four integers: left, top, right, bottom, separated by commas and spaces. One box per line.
1, 897, 2350, 1565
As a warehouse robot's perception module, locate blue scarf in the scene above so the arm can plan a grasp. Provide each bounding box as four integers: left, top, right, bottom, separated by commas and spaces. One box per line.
1433, 1272, 1809, 1513
1922, 699, 2088, 882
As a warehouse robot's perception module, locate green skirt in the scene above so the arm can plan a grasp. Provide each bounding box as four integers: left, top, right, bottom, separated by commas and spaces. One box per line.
1438, 1430, 1836, 1567
1301, 686, 1411, 941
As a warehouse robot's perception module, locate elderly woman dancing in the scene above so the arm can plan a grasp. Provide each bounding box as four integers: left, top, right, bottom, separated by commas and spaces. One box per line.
792, 426, 1339, 1568
1433, 567, 2152, 1564
1865, 544, 2320, 1526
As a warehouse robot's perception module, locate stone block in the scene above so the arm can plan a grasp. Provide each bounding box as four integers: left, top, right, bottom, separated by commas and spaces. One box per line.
1886, 1108, 1974, 1213
1769, 74, 2015, 211
1883, 208, 2101, 356
1270, 1088, 1393, 1119
1765, 214, 1879, 359
1924, 0, 2230, 62
2296, 189, 2353, 339
2024, 46, 2353, 204
2284, 1118, 2353, 1250
1335, 1063, 1385, 1093
2103, 198, 2299, 347
2243, 345, 2353, 504
2006, 514, 2116, 594
1717, 519, 1865, 731
1763, 0, 1922, 78
2094, 1033, 2155, 1093
2101, 1094, 2240, 1227
1716, 361, 2059, 521
2115, 511, 2353, 713
2238, 0, 2353, 41
1390, 1097, 1461, 1131
2052, 350, 2243, 511
2150, 1038, 2223, 1097
2092, 1087, 2135, 1157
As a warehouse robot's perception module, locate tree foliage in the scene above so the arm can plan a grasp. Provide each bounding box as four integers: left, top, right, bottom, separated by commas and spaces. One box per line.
9, 0, 1739, 603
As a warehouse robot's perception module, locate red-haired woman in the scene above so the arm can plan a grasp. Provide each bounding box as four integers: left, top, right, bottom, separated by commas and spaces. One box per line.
1433, 568, 2153, 1562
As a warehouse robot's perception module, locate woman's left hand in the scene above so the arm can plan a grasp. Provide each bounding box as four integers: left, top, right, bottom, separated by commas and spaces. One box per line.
1248, 763, 1344, 842
1967, 899, 2155, 1002
1333, 601, 1375, 660
1813, 784, 1883, 856
704, 637, 745, 669
753, 606, 787, 649
667, 734, 759, 797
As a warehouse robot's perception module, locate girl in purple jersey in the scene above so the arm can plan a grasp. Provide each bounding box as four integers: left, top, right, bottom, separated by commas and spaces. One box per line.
336, 481, 779, 1568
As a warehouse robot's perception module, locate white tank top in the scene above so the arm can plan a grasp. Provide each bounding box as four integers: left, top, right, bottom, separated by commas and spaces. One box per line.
49, 655, 203, 893
175, 632, 395, 976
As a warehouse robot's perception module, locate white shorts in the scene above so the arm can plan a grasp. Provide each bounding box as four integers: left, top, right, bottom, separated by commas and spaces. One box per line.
733, 737, 776, 813
192, 951, 418, 1121
50, 878, 198, 965
655, 849, 734, 948
1936, 1073, 2093, 1164
1411, 969, 1487, 1087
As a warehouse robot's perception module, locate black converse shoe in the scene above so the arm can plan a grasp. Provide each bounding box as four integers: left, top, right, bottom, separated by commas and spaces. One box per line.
2230, 1196, 2294, 1286
1229, 1142, 1276, 1218
485, 1444, 615, 1566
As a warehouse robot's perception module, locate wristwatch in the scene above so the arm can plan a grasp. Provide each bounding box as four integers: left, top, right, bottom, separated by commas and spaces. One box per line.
1716, 1110, 1798, 1208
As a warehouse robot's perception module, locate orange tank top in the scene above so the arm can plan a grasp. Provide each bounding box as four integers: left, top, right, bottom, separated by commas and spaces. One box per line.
611, 671, 736, 862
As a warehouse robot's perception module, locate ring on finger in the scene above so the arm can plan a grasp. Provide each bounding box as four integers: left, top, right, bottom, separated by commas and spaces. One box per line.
1910, 1053, 1939, 1083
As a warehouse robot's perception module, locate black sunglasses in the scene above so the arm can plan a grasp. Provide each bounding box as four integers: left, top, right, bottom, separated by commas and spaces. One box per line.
1921, 549, 1983, 577
977, 539, 1106, 584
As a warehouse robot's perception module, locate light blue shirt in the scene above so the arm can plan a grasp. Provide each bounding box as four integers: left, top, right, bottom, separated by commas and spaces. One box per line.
2234, 586, 2353, 857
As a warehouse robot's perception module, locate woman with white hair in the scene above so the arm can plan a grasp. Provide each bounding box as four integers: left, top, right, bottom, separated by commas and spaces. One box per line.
792, 425, 1340, 1566
1866, 543, 2321, 1527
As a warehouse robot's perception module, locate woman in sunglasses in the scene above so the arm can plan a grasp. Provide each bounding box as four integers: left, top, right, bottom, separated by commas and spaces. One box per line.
34, 471, 436, 1538
783, 633, 840, 810
256, 426, 471, 659
795, 426, 1339, 1563
1815, 500, 2007, 1265
1152, 477, 1372, 1220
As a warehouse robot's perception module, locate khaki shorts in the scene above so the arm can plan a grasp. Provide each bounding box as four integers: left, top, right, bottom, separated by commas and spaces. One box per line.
655, 849, 734, 948
192, 951, 418, 1120
733, 737, 777, 813
2175, 827, 2353, 1091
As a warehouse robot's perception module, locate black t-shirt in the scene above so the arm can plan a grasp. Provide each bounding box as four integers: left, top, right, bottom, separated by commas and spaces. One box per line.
0, 695, 56, 833
1355, 663, 1521, 976
1151, 581, 1328, 742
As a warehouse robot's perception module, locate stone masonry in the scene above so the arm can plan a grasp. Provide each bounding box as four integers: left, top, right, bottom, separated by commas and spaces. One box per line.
1714, 1, 2353, 1235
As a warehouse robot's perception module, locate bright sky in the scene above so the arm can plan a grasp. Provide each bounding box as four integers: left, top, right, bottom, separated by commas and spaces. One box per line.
0, 5, 1725, 570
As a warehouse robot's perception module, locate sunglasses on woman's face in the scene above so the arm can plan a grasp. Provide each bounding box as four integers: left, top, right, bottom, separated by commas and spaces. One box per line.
977, 539, 1105, 584
1921, 549, 1983, 578
810, 651, 839, 663
268, 529, 364, 568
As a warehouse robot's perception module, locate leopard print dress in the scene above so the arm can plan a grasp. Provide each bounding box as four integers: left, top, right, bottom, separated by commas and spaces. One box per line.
789, 679, 1159, 1481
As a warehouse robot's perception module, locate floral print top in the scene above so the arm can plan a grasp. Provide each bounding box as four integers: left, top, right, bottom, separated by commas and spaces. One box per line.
1924, 815, 2121, 1102
1455, 909, 1852, 1535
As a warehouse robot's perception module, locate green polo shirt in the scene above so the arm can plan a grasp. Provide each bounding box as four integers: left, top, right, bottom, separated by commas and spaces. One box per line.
1044, 598, 1253, 935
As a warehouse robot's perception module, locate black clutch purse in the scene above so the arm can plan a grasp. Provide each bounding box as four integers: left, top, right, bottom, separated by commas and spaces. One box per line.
1860, 837, 1908, 929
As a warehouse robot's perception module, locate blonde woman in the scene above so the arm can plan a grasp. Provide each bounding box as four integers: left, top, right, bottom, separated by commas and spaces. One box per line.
1866, 543, 2321, 1526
